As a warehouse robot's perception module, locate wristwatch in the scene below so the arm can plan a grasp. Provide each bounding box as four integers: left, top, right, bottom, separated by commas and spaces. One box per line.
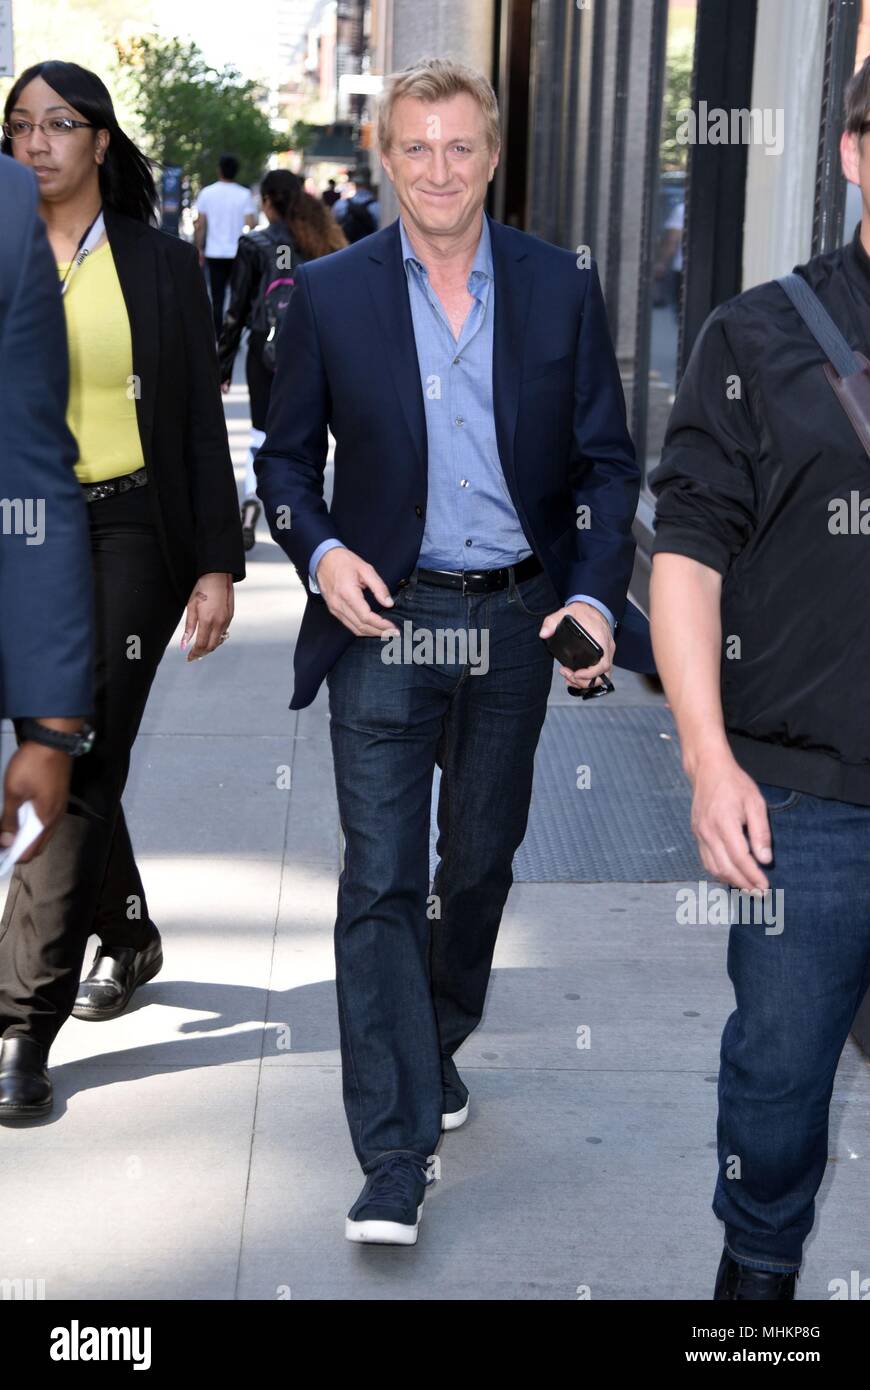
17, 719, 96, 757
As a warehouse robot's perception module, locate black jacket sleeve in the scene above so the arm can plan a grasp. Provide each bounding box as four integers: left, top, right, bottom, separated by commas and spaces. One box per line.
218, 235, 261, 383
649, 305, 760, 576
168, 239, 246, 583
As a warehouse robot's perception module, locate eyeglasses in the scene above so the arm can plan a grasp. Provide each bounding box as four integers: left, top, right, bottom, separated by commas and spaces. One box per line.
2, 118, 95, 140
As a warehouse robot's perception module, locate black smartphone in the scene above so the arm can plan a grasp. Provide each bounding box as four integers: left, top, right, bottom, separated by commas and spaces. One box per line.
544, 615, 615, 700
544, 614, 604, 669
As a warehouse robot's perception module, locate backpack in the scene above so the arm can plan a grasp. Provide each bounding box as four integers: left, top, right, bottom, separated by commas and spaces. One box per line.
249, 224, 299, 371
340, 192, 377, 244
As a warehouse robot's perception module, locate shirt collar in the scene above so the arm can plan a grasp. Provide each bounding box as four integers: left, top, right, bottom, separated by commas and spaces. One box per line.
399, 214, 493, 282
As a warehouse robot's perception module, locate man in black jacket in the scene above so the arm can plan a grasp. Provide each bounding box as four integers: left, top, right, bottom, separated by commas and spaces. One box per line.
650, 59, 870, 1299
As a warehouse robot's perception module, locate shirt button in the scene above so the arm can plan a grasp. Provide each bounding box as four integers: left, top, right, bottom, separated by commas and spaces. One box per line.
464, 539, 473, 547
453, 356, 462, 365
459, 479, 469, 488
455, 416, 464, 426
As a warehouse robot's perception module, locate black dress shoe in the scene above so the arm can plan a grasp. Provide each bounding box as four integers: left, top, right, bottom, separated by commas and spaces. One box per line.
714, 1248, 798, 1300
72, 936, 163, 1021
0, 1037, 53, 1120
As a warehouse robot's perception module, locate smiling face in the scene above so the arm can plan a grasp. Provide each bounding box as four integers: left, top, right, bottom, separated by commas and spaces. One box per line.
380, 91, 499, 244
8, 75, 108, 204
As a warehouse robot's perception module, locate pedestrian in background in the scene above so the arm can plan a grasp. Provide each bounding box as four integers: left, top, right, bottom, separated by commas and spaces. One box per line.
218, 170, 346, 550
333, 165, 380, 243
194, 153, 257, 337
0, 60, 245, 1118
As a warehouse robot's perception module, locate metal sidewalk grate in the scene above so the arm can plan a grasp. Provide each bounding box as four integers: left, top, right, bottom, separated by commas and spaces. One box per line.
430, 704, 704, 883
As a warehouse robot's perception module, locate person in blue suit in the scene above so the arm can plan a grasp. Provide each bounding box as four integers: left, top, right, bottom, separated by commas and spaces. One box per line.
0, 155, 94, 1115
256, 58, 643, 1244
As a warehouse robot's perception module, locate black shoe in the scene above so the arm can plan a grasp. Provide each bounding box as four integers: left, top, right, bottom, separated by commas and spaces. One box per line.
714, 1248, 798, 1300
0, 1037, 53, 1120
72, 937, 163, 1021
345, 1154, 432, 1245
241, 497, 260, 552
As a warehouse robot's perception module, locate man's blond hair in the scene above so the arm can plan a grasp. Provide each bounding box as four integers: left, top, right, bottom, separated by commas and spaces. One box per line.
377, 56, 501, 154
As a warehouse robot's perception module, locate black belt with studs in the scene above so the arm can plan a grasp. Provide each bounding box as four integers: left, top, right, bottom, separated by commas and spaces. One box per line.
81, 466, 148, 504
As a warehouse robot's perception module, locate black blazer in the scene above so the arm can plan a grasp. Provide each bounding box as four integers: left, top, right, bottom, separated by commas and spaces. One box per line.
103, 206, 245, 600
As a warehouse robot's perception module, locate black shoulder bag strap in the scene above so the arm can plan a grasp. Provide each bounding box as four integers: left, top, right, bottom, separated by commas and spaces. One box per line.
777, 271, 870, 461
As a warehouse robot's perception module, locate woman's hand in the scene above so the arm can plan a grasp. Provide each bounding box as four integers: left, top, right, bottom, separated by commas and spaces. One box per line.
181, 573, 234, 661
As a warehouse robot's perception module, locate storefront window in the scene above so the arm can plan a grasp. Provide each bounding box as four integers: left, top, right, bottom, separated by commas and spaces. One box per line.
641, 0, 697, 479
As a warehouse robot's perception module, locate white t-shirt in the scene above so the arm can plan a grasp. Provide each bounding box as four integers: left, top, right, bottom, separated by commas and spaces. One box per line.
196, 181, 257, 258
664, 200, 685, 273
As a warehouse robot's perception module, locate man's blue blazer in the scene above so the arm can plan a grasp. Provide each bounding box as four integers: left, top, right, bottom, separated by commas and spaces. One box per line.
0, 157, 93, 720
256, 213, 645, 710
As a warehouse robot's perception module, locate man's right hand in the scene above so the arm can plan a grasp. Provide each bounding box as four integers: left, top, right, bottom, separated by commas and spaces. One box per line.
1, 742, 72, 863
315, 547, 401, 637
687, 750, 773, 894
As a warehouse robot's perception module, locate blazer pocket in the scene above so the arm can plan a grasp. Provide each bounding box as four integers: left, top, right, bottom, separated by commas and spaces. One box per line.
522, 353, 574, 385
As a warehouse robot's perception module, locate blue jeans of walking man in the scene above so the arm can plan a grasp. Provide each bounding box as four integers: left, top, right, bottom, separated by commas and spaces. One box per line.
714, 781, 870, 1271
327, 565, 556, 1171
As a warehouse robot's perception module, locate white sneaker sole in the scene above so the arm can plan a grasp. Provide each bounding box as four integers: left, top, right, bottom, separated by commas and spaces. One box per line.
441, 1100, 469, 1131
345, 1202, 424, 1245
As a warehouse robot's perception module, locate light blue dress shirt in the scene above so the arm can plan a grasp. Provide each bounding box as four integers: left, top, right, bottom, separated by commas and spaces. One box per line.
308, 217, 613, 629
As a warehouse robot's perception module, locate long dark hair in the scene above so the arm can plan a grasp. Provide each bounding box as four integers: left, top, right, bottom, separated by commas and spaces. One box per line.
260, 169, 302, 223
260, 169, 346, 259
2, 61, 157, 224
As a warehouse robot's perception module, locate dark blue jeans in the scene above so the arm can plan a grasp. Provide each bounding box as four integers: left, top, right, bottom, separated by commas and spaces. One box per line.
326, 565, 557, 1171
714, 781, 870, 1271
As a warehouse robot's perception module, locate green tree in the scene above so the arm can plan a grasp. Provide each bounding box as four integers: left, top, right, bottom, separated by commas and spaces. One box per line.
660, 36, 694, 172
116, 34, 278, 193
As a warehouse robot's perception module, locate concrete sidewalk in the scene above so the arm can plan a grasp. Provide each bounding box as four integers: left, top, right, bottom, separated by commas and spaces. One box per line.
1, 378, 868, 1301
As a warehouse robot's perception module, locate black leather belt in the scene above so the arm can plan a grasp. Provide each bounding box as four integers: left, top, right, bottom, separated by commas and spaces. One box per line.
81, 466, 148, 504
413, 552, 542, 594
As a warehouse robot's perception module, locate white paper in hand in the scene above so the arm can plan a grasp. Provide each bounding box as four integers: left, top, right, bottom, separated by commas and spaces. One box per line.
0, 801, 44, 876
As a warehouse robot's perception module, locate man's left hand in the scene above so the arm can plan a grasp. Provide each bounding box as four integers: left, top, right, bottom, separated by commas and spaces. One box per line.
538, 601, 615, 693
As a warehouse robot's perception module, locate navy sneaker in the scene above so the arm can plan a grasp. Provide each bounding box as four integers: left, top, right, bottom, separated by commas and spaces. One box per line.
714, 1249, 798, 1300
441, 1091, 470, 1131
345, 1153, 431, 1245
440, 1063, 470, 1131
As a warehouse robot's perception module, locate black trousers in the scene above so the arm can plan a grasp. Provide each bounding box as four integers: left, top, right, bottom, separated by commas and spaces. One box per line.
206, 257, 234, 338
0, 484, 183, 1049
245, 331, 274, 432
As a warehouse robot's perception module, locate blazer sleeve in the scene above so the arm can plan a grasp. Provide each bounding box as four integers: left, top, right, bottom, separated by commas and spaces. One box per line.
254, 263, 335, 583
566, 260, 640, 624
0, 188, 94, 719
169, 239, 245, 583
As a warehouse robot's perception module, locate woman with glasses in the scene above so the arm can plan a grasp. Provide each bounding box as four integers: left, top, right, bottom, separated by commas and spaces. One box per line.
0, 61, 245, 1119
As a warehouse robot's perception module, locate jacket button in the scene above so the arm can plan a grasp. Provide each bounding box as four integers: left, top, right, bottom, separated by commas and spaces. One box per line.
414, 504, 423, 518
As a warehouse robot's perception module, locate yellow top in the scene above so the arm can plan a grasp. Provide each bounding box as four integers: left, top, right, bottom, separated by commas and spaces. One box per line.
57, 240, 146, 484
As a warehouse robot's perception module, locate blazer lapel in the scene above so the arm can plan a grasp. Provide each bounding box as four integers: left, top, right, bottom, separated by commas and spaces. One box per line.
103, 206, 159, 471
489, 214, 533, 488
363, 220, 427, 478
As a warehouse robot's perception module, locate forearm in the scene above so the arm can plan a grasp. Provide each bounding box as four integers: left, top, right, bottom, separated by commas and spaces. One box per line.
650, 553, 730, 776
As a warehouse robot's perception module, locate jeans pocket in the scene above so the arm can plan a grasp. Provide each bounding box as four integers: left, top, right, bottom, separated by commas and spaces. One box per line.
509, 569, 560, 618
755, 781, 802, 813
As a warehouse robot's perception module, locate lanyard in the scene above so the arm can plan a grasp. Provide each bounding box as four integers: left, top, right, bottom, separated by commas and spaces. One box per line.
59, 210, 105, 296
